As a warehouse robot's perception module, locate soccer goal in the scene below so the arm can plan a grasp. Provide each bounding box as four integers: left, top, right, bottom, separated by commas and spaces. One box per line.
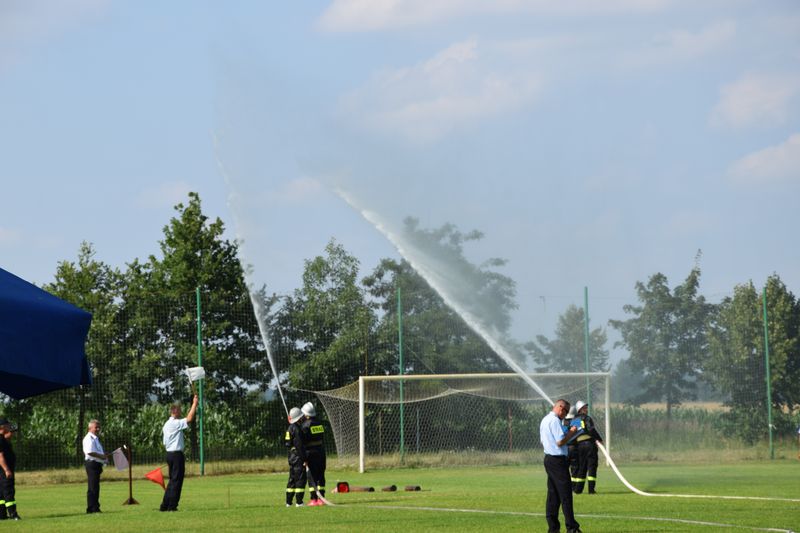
314, 372, 610, 472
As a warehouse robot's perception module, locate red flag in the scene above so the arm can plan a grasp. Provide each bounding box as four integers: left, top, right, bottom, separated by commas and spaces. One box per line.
145, 467, 165, 490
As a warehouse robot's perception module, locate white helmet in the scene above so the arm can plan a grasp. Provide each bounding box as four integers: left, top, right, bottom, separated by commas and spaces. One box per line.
288, 407, 303, 424
301, 402, 316, 417
575, 401, 587, 413
565, 405, 577, 420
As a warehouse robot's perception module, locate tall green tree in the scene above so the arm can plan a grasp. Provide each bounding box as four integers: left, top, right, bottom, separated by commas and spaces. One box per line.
364, 257, 505, 374
761, 275, 800, 412
400, 217, 517, 336
609, 263, 712, 417
123, 192, 265, 403
283, 239, 377, 391
705, 276, 799, 441
363, 218, 519, 374
528, 304, 610, 373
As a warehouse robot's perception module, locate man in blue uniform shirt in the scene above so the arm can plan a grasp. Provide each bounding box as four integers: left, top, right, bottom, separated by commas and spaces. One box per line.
160, 395, 198, 512
540, 399, 581, 533
82, 419, 111, 513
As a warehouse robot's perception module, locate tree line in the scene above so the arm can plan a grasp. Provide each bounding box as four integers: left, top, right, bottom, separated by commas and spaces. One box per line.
4, 192, 797, 467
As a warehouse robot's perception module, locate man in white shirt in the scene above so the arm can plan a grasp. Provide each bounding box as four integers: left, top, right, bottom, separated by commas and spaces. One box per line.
82, 420, 110, 514
540, 399, 581, 533
160, 395, 198, 512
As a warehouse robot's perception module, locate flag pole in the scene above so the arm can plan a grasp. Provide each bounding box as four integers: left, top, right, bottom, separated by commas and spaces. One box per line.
122, 444, 138, 505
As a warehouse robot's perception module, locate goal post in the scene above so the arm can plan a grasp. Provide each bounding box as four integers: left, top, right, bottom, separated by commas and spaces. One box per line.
342, 372, 611, 473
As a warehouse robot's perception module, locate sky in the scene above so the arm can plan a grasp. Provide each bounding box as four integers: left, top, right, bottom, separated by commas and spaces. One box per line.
2, 1, 799, 364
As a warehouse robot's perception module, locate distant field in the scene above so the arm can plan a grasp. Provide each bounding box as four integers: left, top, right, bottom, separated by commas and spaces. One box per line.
9, 459, 800, 532
628, 402, 727, 411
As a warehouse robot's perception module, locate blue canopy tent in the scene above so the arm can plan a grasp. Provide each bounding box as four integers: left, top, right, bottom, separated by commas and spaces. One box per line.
0, 267, 92, 399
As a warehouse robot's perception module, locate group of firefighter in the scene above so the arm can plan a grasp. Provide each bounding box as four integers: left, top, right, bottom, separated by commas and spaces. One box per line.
283, 402, 327, 507
282, 398, 602, 507
563, 400, 603, 494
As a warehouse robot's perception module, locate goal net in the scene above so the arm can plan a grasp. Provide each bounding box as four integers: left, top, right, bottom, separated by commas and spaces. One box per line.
314, 372, 610, 472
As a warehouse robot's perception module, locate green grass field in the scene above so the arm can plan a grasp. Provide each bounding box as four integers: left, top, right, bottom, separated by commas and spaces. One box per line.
8, 460, 800, 532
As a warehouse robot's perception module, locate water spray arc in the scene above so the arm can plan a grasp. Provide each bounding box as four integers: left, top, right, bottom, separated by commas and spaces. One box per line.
213, 132, 289, 417
335, 188, 553, 405
336, 186, 799, 506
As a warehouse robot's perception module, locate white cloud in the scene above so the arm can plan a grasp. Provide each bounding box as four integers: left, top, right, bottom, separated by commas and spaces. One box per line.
711, 72, 800, 129
728, 133, 800, 185
318, 0, 669, 32
620, 20, 736, 69
136, 181, 193, 209
340, 39, 541, 142
0, 0, 109, 72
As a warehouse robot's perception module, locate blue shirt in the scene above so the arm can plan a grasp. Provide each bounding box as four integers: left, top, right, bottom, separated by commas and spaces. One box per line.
163, 417, 189, 452
540, 411, 567, 456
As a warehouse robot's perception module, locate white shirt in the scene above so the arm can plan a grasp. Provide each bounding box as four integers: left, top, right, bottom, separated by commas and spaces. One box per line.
540, 411, 567, 456
163, 417, 189, 452
83, 432, 106, 463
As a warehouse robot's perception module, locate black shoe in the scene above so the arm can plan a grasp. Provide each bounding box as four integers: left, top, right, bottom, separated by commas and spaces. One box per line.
9, 514, 20, 521
588, 490, 596, 494
566, 528, 581, 533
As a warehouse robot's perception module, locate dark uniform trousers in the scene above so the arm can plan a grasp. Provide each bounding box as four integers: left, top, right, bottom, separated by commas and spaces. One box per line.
0, 472, 17, 519
285, 423, 307, 505
543, 454, 579, 533
300, 417, 326, 500
567, 444, 579, 488
160, 451, 186, 511
306, 449, 326, 499
85, 460, 103, 512
573, 439, 598, 494
286, 454, 307, 505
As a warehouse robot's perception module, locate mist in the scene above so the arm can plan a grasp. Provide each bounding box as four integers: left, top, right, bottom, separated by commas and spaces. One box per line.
212, 4, 800, 370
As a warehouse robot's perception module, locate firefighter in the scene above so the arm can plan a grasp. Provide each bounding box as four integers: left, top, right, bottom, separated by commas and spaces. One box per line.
572, 400, 603, 494
284, 407, 307, 507
0, 419, 20, 520
564, 406, 580, 491
300, 402, 326, 506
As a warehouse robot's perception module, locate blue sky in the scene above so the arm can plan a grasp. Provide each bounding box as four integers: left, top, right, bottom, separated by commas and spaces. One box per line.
2, 1, 799, 358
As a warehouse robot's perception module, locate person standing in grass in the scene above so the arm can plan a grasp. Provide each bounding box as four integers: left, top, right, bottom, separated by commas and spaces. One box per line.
83, 419, 112, 514
300, 402, 326, 506
0, 419, 20, 521
160, 395, 198, 512
564, 406, 580, 491
572, 401, 603, 495
540, 400, 581, 533
284, 407, 306, 507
